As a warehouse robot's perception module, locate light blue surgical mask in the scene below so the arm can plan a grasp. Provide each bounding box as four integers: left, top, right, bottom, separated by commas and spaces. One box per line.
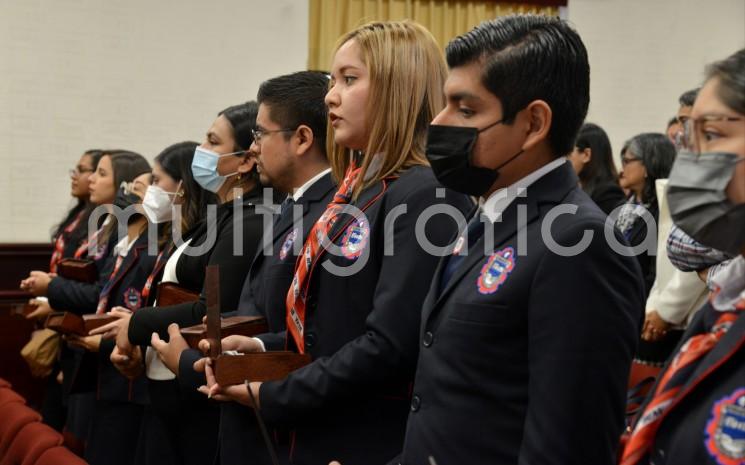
191, 146, 244, 193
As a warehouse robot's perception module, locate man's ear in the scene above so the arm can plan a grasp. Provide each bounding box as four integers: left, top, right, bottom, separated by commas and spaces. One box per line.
520, 100, 552, 152
293, 125, 315, 157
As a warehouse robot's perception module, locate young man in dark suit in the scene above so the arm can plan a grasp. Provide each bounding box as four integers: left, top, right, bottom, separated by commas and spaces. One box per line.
178, 71, 337, 465
399, 15, 646, 465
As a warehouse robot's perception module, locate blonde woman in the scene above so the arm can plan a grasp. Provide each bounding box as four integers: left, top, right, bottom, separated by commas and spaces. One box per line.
201, 20, 472, 465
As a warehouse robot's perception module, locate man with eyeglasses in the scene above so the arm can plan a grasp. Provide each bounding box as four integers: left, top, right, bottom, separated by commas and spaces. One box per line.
179, 70, 337, 465
668, 88, 699, 148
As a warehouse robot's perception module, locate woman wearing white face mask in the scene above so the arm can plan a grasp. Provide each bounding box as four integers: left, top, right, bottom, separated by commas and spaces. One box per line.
106, 141, 221, 465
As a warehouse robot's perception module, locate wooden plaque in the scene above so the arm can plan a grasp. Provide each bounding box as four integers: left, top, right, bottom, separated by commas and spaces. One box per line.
180, 315, 268, 349
57, 259, 97, 283
213, 352, 312, 385
45, 312, 117, 336
156, 282, 200, 307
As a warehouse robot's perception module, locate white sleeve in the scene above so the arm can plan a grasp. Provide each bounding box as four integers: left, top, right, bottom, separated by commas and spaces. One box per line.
653, 268, 708, 325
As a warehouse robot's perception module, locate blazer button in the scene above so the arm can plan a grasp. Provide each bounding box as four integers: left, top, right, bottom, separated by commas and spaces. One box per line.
410, 395, 421, 412
305, 332, 317, 348
422, 331, 434, 348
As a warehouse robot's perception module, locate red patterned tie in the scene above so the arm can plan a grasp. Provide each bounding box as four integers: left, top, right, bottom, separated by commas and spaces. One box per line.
620, 297, 744, 465
285, 165, 361, 353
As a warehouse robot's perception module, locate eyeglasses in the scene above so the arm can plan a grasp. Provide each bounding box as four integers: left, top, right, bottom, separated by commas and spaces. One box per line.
621, 156, 642, 167
69, 167, 94, 177
682, 114, 744, 154
676, 115, 691, 125
251, 127, 296, 146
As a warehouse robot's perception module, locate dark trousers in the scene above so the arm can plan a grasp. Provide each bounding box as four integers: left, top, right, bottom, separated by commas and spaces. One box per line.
134, 378, 220, 465
85, 399, 144, 465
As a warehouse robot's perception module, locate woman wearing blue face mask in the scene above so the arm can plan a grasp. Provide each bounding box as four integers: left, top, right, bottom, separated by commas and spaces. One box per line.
621, 48, 745, 465
120, 103, 277, 336
93, 102, 280, 465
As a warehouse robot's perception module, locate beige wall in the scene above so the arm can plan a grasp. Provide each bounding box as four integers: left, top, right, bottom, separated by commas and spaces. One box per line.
568, 0, 745, 162
0, 0, 308, 242
1, 0, 744, 242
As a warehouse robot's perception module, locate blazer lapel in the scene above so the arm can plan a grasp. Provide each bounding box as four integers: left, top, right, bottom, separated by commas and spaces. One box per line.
426, 161, 578, 320
294, 172, 336, 241
272, 205, 298, 244
106, 240, 145, 296
433, 201, 528, 308
320, 179, 387, 260
669, 312, 745, 409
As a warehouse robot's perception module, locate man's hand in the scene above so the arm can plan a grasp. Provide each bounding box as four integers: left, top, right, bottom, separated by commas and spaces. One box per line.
20, 271, 56, 297
110, 345, 144, 379
89, 307, 132, 340
641, 310, 672, 341
25, 298, 53, 320
150, 323, 189, 376
196, 359, 262, 407
197, 334, 265, 356
192, 335, 264, 374
66, 334, 102, 352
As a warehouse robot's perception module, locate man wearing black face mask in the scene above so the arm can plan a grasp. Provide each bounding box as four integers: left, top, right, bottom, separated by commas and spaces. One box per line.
397, 15, 646, 465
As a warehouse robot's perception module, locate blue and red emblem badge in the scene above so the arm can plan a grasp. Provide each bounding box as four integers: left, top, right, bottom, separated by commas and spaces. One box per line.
477, 247, 515, 295
340, 219, 369, 260
705, 388, 745, 465
123, 287, 142, 311
279, 228, 298, 261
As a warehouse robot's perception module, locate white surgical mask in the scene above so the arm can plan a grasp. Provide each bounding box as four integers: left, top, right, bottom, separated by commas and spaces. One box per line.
142, 183, 182, 223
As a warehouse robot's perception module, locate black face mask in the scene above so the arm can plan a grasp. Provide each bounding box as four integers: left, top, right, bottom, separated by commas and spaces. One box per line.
425, 120, 523, 196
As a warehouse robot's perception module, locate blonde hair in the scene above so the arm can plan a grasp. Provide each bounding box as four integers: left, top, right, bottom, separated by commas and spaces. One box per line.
327, 20, 447, 198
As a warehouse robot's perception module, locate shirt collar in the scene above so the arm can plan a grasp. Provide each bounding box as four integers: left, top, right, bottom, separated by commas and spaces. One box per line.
292, 168, 332, 202
114, 236, 133, 257
480, 157, 567, 223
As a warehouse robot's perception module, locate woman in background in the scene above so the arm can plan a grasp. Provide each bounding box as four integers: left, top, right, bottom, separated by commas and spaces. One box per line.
615, 133, 676, 293
620, 47, 745, 465
49, 150, 105, 273
27, 149, 104, 433
67, 163, 158, 465
97, 102, 275, 465
567, 122, 625, 215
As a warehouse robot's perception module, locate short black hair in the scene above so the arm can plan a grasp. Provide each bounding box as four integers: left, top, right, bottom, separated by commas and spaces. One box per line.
445, 14, 590, 157
257, 71, 330, 154
219, 101, 259, 151
678, 88, 700, 107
